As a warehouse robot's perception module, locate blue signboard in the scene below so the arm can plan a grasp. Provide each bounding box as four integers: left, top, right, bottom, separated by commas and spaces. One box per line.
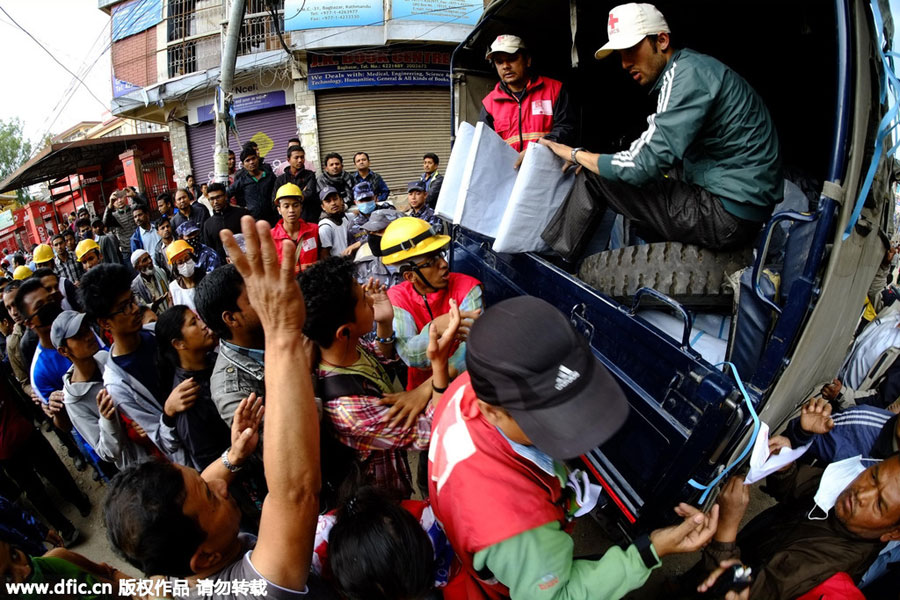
112, 76, 142, 98
308, 47, 451, 90
393, 0, 482, 25
196, 91, 287, 123
111, 0, 163, 42
284, 0, 384, 31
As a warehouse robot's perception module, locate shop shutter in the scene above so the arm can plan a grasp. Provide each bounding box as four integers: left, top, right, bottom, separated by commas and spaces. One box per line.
186, 105, 297, 185
315, 88, 451, 196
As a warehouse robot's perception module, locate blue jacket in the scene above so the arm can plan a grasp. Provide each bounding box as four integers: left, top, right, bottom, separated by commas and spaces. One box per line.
785, 404, 897, 462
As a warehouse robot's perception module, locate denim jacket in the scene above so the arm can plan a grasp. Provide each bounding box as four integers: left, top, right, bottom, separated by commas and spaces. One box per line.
209, 341, 265, 426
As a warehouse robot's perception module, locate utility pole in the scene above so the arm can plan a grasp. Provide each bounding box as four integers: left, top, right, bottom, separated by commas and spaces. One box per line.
214, 0, 246, 184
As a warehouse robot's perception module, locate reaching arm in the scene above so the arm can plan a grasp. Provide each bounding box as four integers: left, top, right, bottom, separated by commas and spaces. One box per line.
220, 217, 320, 591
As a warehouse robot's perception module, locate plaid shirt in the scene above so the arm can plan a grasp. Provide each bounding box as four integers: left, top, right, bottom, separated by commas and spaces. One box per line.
317, 339, 434, 498
55, 253, 84, 283
393, 284, 482, 372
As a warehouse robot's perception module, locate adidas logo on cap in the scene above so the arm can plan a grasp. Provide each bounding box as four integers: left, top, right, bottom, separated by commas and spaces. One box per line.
554, 365, 580, 391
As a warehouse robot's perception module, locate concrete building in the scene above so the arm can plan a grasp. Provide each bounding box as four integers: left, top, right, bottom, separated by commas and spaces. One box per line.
100, 0, 482, 196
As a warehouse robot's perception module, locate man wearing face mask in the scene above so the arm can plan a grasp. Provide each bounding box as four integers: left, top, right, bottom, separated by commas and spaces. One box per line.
348, 181, 391, 246
175, 221, 221, 275
102, 190, 137, 258
695, 453, 900, 598
130, 250, 171, 314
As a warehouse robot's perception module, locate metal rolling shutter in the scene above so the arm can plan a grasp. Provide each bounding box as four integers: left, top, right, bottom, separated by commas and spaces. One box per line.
186, 105, 297, 185
316, 88, 451, 196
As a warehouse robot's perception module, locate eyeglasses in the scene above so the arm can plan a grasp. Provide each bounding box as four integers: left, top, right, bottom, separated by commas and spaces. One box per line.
108, 293, 140, 317
413, 250, 448, 270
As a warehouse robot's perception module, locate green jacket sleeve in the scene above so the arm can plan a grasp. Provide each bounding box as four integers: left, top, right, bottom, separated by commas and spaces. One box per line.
473, 522, 660, 600
596, 56, 717, 187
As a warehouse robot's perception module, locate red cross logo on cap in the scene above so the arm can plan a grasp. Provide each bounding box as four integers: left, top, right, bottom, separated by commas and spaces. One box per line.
608, 13, 618, 30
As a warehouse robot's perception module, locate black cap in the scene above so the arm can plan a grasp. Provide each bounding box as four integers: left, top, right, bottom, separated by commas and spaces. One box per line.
466, 296, 629, 459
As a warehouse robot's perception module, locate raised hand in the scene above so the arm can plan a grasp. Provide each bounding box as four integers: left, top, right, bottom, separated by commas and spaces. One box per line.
800, 396, 834, 435
229, 394, 265, 466
363, 277, 393, 325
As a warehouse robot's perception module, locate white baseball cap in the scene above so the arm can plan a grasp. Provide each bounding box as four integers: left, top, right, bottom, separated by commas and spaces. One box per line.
594, 3, 670, 60
485, 34, 527, 61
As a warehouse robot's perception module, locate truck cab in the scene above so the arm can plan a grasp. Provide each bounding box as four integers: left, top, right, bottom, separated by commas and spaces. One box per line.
445, 0, 897, 531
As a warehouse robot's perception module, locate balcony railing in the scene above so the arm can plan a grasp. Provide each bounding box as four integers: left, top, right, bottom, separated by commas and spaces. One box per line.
166, 0, 284, 78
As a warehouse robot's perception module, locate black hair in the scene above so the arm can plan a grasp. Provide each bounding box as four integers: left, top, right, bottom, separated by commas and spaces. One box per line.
228, 149, 235, 156
155, 216, 170, 230
12, 254, 24, 267
423, 152, 439, 165
75, 218, 91, 230
157, 192, 173, 208
91, 218, 105, 229
79, 263, 133, 321
77, 207, 89, 214
288, 137, 301, 145
31, 268, 56, 282
207, 182, 226, 195
298, 256, 357, 348
62, 229, 75, 239
14, 278, 45, 319
185, 174, 193, 180
4, 279, 21, 293
353, 151, 369, 161
132, 204, 148, 216
195, 264, 243, 341
156, 305, 191, 388
104, 459, 206, 576
324, 152, 343, 165
329, 486, 435, 600
0, 299, 12, 324
287, 144, 304, 159
240, 147, 257, 162
175, 187, 194, 202
51, 234, 65, 245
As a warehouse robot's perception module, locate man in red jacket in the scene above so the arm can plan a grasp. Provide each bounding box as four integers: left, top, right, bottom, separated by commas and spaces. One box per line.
429, 296, 721, 599
480, 35, 576, 165
382, 217, 483, 391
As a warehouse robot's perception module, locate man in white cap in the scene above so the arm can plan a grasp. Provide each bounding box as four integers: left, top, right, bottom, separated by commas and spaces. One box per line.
130, 249, 171, 314
481, 34, 576, 165
540, 3, 782, 259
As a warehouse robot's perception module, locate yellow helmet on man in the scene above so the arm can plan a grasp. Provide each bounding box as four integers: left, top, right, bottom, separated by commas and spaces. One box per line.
32, 244, 54, 265
75, 239, 100, 262
380, 217, 449, 266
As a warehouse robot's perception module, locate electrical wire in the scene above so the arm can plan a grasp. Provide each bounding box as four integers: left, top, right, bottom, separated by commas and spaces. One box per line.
0, 4, 109, 111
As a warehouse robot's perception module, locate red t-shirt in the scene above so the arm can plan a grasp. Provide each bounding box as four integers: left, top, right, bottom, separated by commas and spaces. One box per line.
272, 219, 320, 272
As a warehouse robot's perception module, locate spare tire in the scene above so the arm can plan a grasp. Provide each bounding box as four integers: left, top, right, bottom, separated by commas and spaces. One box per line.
578, 242, 753, 308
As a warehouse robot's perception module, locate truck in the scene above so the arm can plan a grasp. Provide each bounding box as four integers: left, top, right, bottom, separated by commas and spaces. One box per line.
444, 0, 899, 532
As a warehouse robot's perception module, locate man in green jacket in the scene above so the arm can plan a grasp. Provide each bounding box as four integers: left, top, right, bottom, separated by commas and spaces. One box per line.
541, 2, 782, 258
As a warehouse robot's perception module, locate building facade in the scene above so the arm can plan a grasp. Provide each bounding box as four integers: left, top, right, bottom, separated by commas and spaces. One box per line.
100, 0, 481, 195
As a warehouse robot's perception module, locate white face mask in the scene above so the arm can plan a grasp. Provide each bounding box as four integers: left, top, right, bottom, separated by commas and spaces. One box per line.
177, 259, 196, 279
809, 455, 871, 520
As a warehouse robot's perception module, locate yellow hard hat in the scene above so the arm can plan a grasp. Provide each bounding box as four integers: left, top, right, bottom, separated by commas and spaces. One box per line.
165, 239, 194, 264
13, 265, 33, 280
75, 239, 101, 262
381, 217, 449, 265
275, 183, 303, 202
32, 244, 54, 264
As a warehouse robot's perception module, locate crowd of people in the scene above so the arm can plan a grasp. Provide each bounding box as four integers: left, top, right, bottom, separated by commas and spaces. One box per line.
0, 2, 897, 599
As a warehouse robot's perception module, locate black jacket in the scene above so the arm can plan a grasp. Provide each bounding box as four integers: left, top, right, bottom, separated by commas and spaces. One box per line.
203, 204, 251, 260
227, 165, 277, 225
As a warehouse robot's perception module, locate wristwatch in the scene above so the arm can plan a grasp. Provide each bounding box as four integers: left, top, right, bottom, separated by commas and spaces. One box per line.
633, 534, 659, 569
221, 449, 242, 473
570, 147, 586, 163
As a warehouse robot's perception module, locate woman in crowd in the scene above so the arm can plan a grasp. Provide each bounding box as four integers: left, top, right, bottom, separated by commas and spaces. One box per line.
164, 240, 205, 311
155, 305, 229, 471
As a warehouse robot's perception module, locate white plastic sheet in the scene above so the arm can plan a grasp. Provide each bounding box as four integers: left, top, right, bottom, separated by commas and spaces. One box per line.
434, 122, 475, 220
457, 123, 520, 237
745, 422, 811, 484
492, 143, 575, 254
637, 310, 728, 365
